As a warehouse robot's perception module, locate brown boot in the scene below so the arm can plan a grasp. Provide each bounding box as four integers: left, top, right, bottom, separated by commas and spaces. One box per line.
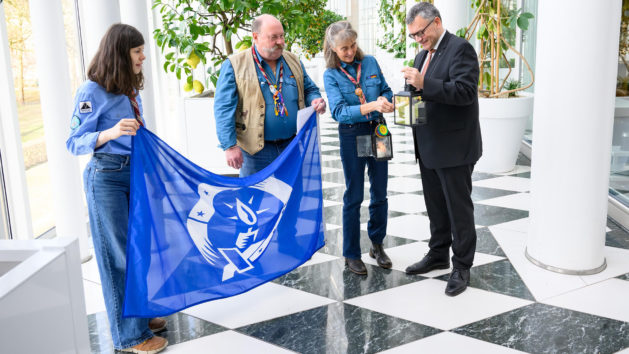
120, 336, 168, 354
149, 318, 167, 333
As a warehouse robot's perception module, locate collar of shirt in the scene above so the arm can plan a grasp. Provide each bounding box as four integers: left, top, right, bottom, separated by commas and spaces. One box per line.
339, 59, 361, 77
432, 30, 447, 52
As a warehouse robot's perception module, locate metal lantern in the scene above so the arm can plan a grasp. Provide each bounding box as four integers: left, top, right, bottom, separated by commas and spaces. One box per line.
372, 123, 393, 161
393, 84, 427, 127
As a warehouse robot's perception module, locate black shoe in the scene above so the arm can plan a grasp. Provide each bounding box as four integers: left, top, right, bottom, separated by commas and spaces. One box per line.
445, 268, 470, 297
345, 258, 368, 275
369, 244, 392, 269
405, 254, 450, 275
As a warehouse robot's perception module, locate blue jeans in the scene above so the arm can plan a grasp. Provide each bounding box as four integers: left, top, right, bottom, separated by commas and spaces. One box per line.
84, 153, 152, 350
338, 121, 388, 259
240, 138, 293, 177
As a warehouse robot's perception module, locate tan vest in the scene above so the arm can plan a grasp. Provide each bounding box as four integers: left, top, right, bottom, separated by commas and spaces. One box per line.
229, 49, 306, 154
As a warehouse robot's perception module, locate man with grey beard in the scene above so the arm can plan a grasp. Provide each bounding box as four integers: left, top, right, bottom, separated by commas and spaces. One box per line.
214, 14, 327, 177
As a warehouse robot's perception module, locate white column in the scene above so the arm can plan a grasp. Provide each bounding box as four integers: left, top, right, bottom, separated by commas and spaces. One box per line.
0, 4, 33, 240
29, 0, 90, 260
120, 0, 158, 132
526, 0, 622, 274
79, 0, 121, 64
433, 0, 469, 34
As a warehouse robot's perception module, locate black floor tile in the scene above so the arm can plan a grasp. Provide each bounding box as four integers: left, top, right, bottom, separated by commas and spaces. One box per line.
475, 227, 506, 257
274, 258, 425, 301
471, 186, 519, 202
88, 312, 226, 353
453, 303, 629, 354
473, 204, 528, 226
237, 302, 442, 354
320, 228, 417, 257
438, 259, 534, 301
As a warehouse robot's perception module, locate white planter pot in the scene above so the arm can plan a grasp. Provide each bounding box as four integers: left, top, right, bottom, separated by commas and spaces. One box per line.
180, 96, 233, 175
476, 93, 534, 173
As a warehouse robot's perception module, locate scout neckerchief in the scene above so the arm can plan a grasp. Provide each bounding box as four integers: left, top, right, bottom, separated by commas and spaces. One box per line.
129, 95, 144, 127
338, 62, 366, 105
252, 46, 288, 117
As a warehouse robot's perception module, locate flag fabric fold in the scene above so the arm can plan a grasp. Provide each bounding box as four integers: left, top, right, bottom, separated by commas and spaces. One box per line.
123, 111, 324, 318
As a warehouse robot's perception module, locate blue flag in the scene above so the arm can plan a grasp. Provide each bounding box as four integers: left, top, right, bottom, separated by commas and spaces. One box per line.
123, 112, 324, 318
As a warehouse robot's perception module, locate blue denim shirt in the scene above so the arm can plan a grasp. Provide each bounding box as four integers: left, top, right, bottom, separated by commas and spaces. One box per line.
66, 80, 144, 155
323, 55, 393, 124
214, 46, 322, 150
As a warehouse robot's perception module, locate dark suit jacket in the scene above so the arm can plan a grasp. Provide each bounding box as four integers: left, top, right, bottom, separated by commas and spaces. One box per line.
411, 31, 482, 169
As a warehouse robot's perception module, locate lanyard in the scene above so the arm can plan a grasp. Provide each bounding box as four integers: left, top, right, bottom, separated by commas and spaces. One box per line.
252, 46, 288, 117
128, 96, 144, 126
338, 63, 366, 105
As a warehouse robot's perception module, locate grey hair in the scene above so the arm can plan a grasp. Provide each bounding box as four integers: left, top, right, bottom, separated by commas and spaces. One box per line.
323, 21, 364, 68
406, 2, 441, 25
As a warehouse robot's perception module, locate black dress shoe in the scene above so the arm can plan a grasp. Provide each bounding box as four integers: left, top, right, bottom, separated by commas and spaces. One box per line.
405, 254, 450, 275
345, 258, 367, 275
369, 244, 392, 269
445, 268, 470, 297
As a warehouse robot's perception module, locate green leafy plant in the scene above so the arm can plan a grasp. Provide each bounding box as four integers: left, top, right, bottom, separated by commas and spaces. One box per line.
152, 0, 342, 93
460, 0, 535, 98
377, 0, 428, 59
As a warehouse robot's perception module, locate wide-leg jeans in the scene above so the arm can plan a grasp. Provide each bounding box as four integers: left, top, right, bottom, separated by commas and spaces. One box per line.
84, 153, 152, 350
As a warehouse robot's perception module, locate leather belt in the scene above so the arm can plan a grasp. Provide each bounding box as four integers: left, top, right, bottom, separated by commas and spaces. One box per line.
265, 134, 295, 145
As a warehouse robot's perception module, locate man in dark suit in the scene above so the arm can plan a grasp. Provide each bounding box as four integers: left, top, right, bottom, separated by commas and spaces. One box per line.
401, 2, 482, 297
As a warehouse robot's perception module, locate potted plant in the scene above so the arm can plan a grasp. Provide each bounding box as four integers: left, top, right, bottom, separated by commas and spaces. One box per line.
151, 0, 342, 173
459, 0, 535, 173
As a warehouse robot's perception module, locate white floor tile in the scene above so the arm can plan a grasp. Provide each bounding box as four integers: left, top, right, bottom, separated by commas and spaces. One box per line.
393, 143, 416, 153
182, 282, 335, 329
388, 193, 426, 213
166, 330, 296, 353
491, 217, 530, 233
300, 252, 338, 268
321, 154, 341, 162
379, 332, 527, 354
494, 165, 531, 176
489, 226, 587, 301
476, 192, 530, 211
542, 278, 629, 323
321, 167, 343, 174
387, 163, 421, 177
325, 223, 341, 231
473, 176, 530, 192
387, 177, 423, 193
320, 145, 340, 152
579, 246, 629, 285
361, 241, 504, 276
83, 280, 106, 315
372, 214, 431, 240
319, 136, 339, 143
322, 181, 344, 189
319, 129, 338, 136
391, 153, 417, 163
81, 256, 101, 284
323, 199, 342, 208
345, 279, 532, 330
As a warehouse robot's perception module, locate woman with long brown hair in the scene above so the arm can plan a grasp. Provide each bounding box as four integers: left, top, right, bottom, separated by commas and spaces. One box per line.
66, 23, 167, 353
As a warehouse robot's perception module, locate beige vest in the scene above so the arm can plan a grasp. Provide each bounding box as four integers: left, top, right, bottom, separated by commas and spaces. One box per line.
229, 49, 306, 154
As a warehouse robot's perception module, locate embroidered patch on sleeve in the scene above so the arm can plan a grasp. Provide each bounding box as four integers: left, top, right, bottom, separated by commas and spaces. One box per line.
70, 115, 81, 129
79, 101, 92, 113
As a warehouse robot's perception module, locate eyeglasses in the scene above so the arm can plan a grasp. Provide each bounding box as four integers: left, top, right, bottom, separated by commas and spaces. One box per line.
408, 17, 435, 40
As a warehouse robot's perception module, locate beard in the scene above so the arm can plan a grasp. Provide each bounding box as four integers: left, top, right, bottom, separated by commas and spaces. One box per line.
261, 44, 284, 58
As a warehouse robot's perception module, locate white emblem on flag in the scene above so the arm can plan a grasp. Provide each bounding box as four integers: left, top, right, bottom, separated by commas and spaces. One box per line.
186, 176, 292, 281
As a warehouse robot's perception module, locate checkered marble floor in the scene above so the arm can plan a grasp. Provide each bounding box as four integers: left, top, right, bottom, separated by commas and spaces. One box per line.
83, 113, 629, 353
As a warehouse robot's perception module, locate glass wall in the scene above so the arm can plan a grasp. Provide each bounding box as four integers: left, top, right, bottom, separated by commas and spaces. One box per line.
2, 0, 84, 237
0, 149, 10, 240
609, 0, 629, 207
